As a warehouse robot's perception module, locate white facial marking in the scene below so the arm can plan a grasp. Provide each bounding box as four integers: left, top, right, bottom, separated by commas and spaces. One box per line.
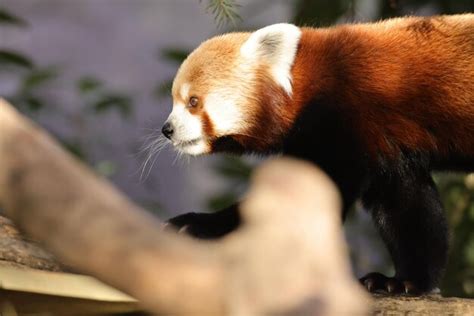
241, 23, 301, 95
179, 139, 209, 155
180, 83, 191, 102
205, 90, 247, 136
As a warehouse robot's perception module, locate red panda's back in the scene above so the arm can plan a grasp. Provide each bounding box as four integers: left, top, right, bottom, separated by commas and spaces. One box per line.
293, 15, 474, 160
369, 15, 474, 157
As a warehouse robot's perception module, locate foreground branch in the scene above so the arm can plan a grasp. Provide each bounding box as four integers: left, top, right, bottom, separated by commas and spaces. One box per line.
0, 98, 369, 315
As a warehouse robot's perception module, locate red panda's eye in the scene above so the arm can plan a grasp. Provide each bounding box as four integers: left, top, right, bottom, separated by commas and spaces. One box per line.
189, 96, 199, 108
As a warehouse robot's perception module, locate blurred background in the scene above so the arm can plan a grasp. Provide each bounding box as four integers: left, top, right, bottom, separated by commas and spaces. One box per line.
0, 0, 472, 298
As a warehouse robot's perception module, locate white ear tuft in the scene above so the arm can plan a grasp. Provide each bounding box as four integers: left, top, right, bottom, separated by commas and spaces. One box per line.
241, 23, 302, 95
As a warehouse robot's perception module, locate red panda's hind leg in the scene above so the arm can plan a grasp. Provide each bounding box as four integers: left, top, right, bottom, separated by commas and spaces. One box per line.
360, 272, 423, 295
361, 167, 449, 295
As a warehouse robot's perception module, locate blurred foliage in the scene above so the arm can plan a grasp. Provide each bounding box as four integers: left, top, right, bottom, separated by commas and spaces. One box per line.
77, 76, 102, 93
12, 67, 59, 112
0, 8, 53, 114
92, 94, 132, 117
202, 0, 242, 28
207, 156, 253, 211
77, 76, 133, 118
213, 155, 252, 181
0, 6, 133, 178
0, 7, 27, 26
436, 174, 474, 297
0, 50, 34, 69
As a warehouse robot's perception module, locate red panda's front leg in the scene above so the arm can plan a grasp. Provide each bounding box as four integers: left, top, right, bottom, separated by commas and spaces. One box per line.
361, 167, 449, 294
166, 203, 240, 238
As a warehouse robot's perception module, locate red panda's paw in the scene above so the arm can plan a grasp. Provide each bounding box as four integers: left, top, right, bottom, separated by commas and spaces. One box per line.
165, 212, 237, 239
359, 272, 421, 296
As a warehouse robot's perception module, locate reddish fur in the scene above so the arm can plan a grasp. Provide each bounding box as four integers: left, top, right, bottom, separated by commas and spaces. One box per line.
172, 33, 249, 104
262, 15, 474, 162
230, 65, 292, 152
201, 111, 215, 139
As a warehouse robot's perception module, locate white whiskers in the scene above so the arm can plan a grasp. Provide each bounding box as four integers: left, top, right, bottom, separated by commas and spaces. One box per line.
172, 146, 192, 166
139, 133, 170, 181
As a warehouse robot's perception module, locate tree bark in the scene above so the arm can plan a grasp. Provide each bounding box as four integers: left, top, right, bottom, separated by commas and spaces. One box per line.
373, 294, 474, 315
0, 215, 62, 271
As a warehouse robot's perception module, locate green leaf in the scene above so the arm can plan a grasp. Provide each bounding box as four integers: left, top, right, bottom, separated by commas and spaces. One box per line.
95, 160, 118, 177
0, 50, 34, 69
61, 141, 86, 160
204, 0, 242, 28
161, 48, 189, 64
23, 96, 45, 111
0, 8, 28, 27
207, 192, 238, 211
21, 67, 58, 91
77, 76, 103, 94
94, 94, 132, 118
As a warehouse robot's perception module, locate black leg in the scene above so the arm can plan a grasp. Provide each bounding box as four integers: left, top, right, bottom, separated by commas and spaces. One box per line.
361, 170, 449, 294
166, 203, 240, 239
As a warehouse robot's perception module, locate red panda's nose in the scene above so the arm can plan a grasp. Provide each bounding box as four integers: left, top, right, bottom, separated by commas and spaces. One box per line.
161, 122, 174, 139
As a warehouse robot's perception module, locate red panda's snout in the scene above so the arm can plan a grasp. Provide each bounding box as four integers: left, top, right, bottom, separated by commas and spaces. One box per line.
164, 23, 302, 156
162, 100, 209, 155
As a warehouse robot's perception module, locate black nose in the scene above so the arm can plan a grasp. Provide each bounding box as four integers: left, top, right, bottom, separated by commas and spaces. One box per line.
161, 122, 174, 139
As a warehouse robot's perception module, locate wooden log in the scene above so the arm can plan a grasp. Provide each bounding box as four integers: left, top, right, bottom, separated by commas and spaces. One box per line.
373, 294, 474, 315
0, 215, 62, 271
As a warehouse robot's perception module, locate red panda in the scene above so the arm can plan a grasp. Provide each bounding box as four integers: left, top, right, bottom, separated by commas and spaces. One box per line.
161, 15, 474, 295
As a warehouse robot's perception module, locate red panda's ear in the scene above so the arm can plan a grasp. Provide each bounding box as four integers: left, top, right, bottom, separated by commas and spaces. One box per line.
241, 23, 301, 95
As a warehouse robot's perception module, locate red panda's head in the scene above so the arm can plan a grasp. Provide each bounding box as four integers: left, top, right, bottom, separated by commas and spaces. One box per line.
163, 24, 302, 155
